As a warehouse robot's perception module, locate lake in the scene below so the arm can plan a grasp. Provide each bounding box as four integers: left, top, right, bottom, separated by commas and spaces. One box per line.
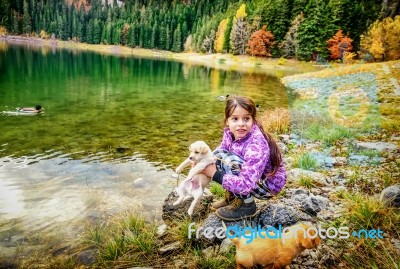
0, 39, 289, 259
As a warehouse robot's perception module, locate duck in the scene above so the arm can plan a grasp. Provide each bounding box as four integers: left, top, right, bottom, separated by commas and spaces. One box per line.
216, 94, 229, 101
16, 105, 44, 113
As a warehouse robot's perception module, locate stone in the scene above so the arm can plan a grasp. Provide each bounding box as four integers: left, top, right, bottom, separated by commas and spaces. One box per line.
379, 184, 400, 207
218, 238, 234, 254
158, 241, 182, 255
278, 134, 290, 144
277, 142, 288, 154
157, 224, 167, 236
287, 168, 330, 186
356, 141, 398, 152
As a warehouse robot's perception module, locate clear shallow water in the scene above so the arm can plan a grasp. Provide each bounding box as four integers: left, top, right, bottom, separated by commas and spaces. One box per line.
0, 40, 289, 259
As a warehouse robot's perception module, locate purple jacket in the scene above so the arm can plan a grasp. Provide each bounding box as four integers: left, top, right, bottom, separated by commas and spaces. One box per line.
218, 124, 286, 195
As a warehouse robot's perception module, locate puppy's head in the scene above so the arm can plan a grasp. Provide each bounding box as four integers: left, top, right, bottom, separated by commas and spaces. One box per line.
188, 141, 212, 164
296, 223, 321, 249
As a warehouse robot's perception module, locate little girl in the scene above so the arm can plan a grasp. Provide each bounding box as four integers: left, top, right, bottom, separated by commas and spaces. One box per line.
203, 96, 286, 221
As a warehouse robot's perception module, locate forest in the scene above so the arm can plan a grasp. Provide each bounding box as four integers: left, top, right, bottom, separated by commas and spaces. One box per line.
0, 0, 399, 61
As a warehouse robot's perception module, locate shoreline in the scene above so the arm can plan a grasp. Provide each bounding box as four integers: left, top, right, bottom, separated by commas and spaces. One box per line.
0, 35, 322, 76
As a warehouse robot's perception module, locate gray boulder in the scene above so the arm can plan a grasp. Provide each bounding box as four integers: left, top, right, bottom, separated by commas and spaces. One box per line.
380, 184, 400, 207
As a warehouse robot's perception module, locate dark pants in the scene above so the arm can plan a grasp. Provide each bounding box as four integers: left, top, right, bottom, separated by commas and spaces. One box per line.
213, 149, 274, 200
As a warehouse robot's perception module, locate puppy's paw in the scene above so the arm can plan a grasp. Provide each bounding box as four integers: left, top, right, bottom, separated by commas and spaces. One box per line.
187, 208, 194, 216
171, 173, 179, 178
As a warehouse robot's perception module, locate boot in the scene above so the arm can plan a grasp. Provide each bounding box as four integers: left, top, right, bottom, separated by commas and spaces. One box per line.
215, 197, 256, 221
211, 191, 236, 211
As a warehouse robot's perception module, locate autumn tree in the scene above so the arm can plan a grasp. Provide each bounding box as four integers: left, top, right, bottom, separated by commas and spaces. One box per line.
327, 29, 353, 60
248, 25, 275, 57
214, 18, 228, 53
280, 13, 304, 58
361, 15, 400, 61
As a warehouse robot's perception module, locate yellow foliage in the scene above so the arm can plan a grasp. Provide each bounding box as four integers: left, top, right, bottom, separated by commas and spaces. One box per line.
361, 15, 400, 61
343, 51, 357, 64
0, 26, 7, 36
39, 30, 49, 39
214, 19, 228, 53
260, 108, 290, 134
236, 4, 247, 19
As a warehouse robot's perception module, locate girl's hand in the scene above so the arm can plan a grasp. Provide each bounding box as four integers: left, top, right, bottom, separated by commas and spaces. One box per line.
203, 163, 217, 178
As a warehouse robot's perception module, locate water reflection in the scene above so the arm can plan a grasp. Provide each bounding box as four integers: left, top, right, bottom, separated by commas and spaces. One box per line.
0, 41, 289, 165
0, 152, 176, 257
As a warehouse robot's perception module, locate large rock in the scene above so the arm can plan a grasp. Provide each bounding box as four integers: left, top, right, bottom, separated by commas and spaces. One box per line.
380, 184, 400, 207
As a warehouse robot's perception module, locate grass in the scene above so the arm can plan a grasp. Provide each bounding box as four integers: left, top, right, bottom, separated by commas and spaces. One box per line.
209, 181, 226, 199
218, 58, 226, 64
193, 245, 236, 268
85, 211, 160, 267
260, 107, 290, 134
324, 191, 400, 269
303, 122, 354, 146
295, 153, 318, 170
298, 175, 316, 189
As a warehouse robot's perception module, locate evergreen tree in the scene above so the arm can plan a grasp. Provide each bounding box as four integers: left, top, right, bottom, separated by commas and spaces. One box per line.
280, 13, 304, 58
230, 4, 250, 55
0, 0, 10, 27
158, 24, 166, 49
93, 19, 102, 44
171, 23, 182, 52
22, 0, 32, 34
222, 17, 233, 53
296, 0, 335, 61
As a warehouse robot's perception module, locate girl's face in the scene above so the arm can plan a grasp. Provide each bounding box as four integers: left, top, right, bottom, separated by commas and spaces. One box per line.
227, 105, 254, 140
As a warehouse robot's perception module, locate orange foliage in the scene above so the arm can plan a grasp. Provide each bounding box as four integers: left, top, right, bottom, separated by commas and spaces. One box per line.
327, 29, 353, 60
247, 25, 275, 57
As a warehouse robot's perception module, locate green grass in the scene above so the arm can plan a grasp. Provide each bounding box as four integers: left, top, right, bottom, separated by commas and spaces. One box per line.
296, 153, 318, 170
209, 182, 225, 199
85, 211, 159, 267
304, 123, 354, 146
325, 191, 400, 269
193, 246, 236, 268
218, 58, 226, 64
298, 175, 316, 189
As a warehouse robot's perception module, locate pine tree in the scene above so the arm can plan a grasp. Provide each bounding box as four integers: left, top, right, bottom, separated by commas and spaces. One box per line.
93, 19, 102, 44
22, 0, 32, 34
280, 13, 304, 58
171, 23, 182, 52
222, 17, 233, 53
230, 4, 250, 55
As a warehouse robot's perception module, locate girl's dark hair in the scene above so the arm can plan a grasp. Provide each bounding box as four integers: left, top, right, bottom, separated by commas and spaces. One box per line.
35, 105, 42, 110
224, 96, 282, 176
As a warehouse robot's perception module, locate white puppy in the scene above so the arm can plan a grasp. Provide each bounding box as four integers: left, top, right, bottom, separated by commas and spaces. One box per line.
173, 141, 214, 216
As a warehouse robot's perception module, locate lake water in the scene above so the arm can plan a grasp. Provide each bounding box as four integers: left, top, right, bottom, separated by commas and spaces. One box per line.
0, 40, 289, 259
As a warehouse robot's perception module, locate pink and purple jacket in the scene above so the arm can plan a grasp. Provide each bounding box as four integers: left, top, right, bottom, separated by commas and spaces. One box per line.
217, 124, 286, 195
